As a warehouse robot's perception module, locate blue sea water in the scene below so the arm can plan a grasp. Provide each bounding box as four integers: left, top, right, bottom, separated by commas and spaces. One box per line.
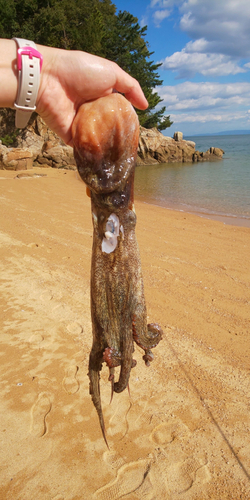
134, 134, 250, 227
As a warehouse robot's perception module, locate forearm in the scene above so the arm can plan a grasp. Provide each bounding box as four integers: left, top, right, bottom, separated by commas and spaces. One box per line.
0, 39, 18, 108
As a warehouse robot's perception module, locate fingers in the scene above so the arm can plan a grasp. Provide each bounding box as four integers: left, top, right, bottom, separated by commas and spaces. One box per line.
111, 63, 148, 110
124, 85, 149, 110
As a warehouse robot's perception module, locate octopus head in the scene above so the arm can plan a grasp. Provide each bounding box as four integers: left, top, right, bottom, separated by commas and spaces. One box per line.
72, 94, 139, 194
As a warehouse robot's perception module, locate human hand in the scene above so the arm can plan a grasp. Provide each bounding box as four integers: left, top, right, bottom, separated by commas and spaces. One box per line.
36, 45, 148, 146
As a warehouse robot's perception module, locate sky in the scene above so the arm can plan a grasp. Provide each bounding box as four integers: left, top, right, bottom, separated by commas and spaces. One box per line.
113, 0, 250, 136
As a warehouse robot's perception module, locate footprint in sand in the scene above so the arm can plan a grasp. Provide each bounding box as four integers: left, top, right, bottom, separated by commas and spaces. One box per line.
29, 333, 44, 348
163, 457, 211, 495
103, 450, 125, 470
30, 392, 52, 437
149, 420, 211, 496
40, 291, 53, 301
94, 459, 152, 499
62, 366, 80, 395
66, 322, 83, 335
150, 420, 190, 446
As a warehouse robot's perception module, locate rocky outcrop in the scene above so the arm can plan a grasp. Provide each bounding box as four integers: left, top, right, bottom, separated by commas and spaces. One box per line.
193, 147, 224, 162
0, 148, 33, 170
35, 142, 76, 169
0, 114, 76, 170
137, 127, 196, 164
0, 112, 224, 170
137, 127, 224, 165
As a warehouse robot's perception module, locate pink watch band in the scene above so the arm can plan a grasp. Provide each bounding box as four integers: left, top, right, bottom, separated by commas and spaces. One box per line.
13, 38, 43, 128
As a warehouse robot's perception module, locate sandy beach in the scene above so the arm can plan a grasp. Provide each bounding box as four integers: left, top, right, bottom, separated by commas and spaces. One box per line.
0, 167, 249, 499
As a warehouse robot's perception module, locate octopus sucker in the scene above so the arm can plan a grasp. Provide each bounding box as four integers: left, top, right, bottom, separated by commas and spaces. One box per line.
72, 93, 162, 446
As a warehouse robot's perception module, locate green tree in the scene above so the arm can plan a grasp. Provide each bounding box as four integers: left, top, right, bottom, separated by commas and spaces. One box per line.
0, 0, 115, 50
0, 1, 172, 130
103, 11, 172, 130
0, 0, 17, 37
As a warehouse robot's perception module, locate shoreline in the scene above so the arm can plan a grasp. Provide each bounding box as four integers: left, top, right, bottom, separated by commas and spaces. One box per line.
136, 195, 250, 229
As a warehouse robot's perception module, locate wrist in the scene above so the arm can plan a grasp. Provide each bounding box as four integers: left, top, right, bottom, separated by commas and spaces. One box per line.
0, 39, 18, 108
0, 39, 57, 126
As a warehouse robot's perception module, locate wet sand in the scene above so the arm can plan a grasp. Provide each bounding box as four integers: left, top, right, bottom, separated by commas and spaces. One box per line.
0, 167, 250, 499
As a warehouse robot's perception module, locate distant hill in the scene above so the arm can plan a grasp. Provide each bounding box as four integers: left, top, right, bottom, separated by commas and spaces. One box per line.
188, 130, 250, 137
213, 130, 250, 136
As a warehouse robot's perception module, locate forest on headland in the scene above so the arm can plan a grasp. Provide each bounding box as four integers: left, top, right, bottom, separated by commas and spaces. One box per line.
0, 0, 173, 131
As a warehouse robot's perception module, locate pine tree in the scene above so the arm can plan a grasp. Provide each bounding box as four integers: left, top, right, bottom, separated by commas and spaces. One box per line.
0, 1, 172, 130
103, 11, 172, 130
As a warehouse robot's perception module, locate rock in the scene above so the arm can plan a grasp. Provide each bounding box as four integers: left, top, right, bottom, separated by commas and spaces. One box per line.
186, 140, 196, 148
0, 146, 33, 170
173, 131, 183, 141
137, 127, 171, 164
0, 109, 224, 169
181, 140, 196, 162
193, 147, 225, 162
0, 112, 77, 170
137, 126, 224, 165
138, 127, 195, 164
15, 172, 47, 179
35, 144, 75, 169
201, 150, 212, 160
210, 147, 224, 158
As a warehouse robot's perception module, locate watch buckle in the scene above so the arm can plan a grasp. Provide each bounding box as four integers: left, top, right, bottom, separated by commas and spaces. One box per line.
17, 47, 43, 72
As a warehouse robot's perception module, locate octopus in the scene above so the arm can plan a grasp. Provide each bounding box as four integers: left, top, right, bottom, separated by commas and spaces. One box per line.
72, 93, 162, 446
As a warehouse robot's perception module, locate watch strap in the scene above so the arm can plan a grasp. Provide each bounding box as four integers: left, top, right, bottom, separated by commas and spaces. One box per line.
13, 38, 43, 128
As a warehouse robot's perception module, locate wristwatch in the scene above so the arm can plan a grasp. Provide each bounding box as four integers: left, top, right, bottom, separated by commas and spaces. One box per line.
13, 38, 43, 128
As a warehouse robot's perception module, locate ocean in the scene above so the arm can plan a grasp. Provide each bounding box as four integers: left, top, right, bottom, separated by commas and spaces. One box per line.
134, 134, 250, 227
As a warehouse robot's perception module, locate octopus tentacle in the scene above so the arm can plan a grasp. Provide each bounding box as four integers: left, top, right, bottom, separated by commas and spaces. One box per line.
113, 334, 134, 393
132, 316, 163, 366
88, 349, 109, 448
103, 346, 121, 402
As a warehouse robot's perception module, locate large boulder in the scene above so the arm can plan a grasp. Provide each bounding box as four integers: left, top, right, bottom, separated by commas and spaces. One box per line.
173, 131, 183, 141
35, 141, 76, 169
137, 127, 172, 164
137, 127, 196, 164
0, 111, 77, 170
0, 145, 33, 170
210, 147, 224, 158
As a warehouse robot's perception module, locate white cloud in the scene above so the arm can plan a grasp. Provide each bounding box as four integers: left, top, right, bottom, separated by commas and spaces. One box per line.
150, 0, 177, 7
153, 9, 170, 26
179, 0, 250, 58
147, 0, 250, 77
144, 0, 250, 132
149, 0, 183, 25
158, 82, 250, 112
140, 15, 148, 27
161, 51, 246, 78
170, 111, 247, 125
